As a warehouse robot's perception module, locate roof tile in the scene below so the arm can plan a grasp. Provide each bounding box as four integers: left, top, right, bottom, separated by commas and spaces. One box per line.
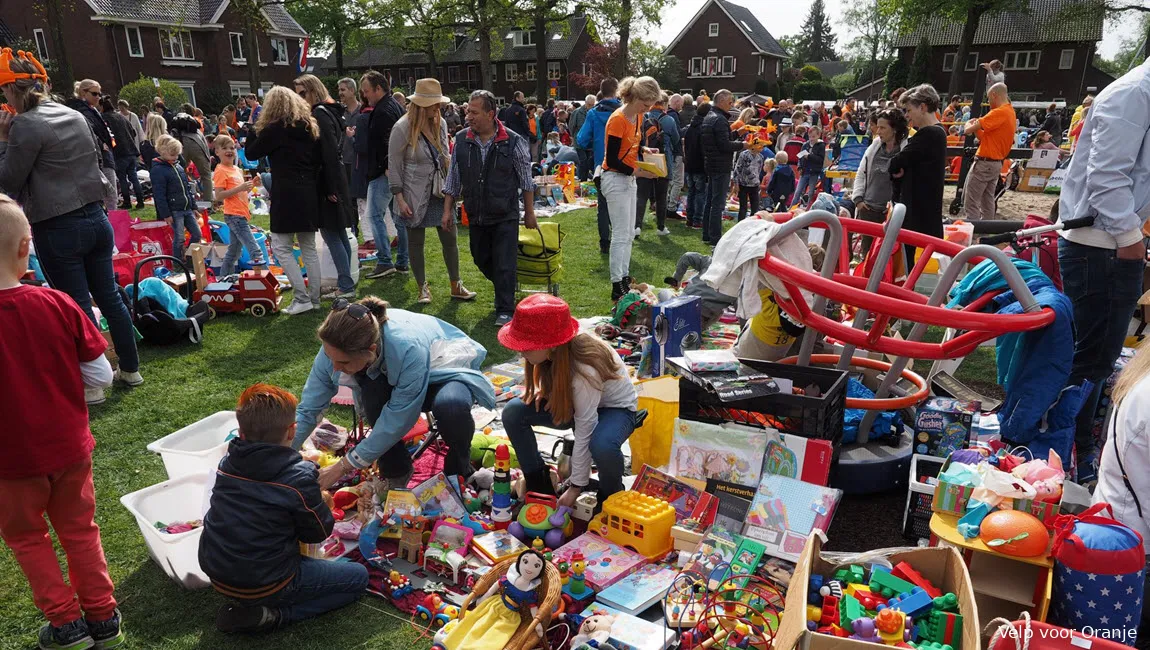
892, 0, 1103, 47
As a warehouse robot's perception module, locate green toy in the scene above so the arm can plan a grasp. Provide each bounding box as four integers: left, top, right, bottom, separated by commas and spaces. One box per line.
834, 565, 866, 585
932, 593, 958, 612
869, 570, 916, 598
839, 594, 866, 628
911, 642, 953, 650
471, 434, 520, 468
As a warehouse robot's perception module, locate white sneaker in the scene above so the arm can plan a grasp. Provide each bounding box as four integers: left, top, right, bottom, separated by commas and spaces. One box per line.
85, 385, 106, 405
417, 282, 432, 304
115, 370, 144, 386
634, 227, 642, 237
657, 227, 671, 236
322, 289, 356, 300
283, 301, 315, 315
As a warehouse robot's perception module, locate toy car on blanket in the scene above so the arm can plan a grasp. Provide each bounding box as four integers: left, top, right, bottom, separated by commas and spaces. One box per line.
193, 269, 281, 318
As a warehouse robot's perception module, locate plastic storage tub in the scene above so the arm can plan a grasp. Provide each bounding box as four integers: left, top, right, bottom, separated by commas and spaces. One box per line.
147, 411, 238, 479
119, 473, 213, 589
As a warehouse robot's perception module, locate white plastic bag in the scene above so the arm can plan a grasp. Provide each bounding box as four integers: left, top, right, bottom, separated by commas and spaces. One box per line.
970, 465, 1036, 507
430, 338, 480, 370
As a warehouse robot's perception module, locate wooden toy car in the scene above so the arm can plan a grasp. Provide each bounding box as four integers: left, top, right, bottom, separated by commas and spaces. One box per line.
193, 269, 281, 318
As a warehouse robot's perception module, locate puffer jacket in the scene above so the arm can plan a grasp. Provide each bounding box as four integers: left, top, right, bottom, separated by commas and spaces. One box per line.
576, 98, 622, 169
199, 440, 333, 598
700, 105, 743, 174
149, 157, 196, 220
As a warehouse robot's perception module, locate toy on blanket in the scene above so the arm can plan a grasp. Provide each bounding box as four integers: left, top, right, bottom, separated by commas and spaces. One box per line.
424, 520, 475, 584
416, 593, 459, 629
509, 492, 573, 549
435, 550, 550, 650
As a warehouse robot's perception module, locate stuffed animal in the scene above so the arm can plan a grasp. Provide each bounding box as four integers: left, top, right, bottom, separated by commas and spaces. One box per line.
571, 613, 618, 647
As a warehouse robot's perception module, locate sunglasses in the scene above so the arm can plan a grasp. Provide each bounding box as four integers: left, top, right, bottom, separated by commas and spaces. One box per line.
88, 90, 101, 97
332, 298, 370, 320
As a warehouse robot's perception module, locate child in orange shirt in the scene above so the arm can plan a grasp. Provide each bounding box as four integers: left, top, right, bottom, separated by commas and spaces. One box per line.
213, 135, 266, 276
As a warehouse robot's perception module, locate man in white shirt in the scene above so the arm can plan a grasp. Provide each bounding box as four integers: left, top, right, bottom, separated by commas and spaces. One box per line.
1058, 58, 1150, 480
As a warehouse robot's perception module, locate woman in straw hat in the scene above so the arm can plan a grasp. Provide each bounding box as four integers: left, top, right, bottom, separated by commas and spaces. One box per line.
389, 78, 475, 304
497, 294, 639, 508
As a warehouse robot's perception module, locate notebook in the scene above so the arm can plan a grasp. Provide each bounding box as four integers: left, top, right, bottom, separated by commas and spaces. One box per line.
471, 530, 527, 565
595, 563, 678, 615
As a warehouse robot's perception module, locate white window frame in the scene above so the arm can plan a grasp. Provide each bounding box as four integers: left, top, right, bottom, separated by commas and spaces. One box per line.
448, 65, 460, 83
1004, 50, 1040, 70
514, 30, 534, 47
229, 32, 245, 63
776, 60, 781, 76
758, 57, 765, 75
689, 57, 703, 77
1059, 49, 1074, 70
32, 28, 49, 61
229, 82, 248, 97
547, 61, 561, 80
525, 62, 537, 81
175, 82, 196, 106
707, 56, 718, 76
721, 56, 735, 76
708, 22, 719, 37
505, 63, 518, 81
269, 37, 288, 65
414, 66, 426, 79
125, 26, 144, 58
965, 52, 978, 71
159, 29, 195, 61
942, 53, 956, 72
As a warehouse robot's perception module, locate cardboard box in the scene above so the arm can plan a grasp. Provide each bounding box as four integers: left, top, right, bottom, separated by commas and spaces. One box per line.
773, 533, 979, 650
913, 397, 980, 458
1028, 148, 1060, 169
1017, 168, 1054, 192
931, 454, 1063, 522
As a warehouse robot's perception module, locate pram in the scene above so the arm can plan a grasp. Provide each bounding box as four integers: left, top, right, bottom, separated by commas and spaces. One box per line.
517, 222, 564, 296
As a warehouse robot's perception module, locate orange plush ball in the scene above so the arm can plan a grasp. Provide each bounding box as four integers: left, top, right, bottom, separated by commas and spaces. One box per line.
979, 510, 1050, 557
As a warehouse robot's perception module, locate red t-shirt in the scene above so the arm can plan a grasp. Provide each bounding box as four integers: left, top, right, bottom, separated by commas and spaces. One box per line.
0, 285, 107, 478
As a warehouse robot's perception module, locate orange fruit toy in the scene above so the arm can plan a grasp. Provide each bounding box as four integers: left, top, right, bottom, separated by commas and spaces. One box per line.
979, 510, 1049, 557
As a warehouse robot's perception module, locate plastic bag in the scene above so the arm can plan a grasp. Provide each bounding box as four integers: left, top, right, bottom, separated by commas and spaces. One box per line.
308, 419, 348, 453
429, 337, 480, 370
971, 465, 1036, 508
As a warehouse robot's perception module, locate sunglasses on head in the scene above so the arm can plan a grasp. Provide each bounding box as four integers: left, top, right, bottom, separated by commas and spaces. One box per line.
332, 298, 370, 320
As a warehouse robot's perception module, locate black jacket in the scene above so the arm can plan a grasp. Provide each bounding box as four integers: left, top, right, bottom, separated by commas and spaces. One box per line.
365, 95, 405, 181
499, 100, 531, 140
683, 112, 708, 175
700, 106, 744, 174
890, 124, 946, 238
540, 108, 557, 138
102, 110, 139, 158
243, 122, 321, 233
1040, 111, 1063, 145
453, 120, 525, 226
68, 98, 114, 167
312, 102, 356, 230
199, 440, 334, 598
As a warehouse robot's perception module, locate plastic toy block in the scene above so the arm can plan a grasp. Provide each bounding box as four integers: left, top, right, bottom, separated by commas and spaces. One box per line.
807, 605, 823, 622
820, 579, 844, 599
892, 562, 942, 598
875, 608, 909, 645
870, 570, 916, 599
911, 642, 953, 650
932, 593, 958, 613
839, 594, 866, 627
820, 595, 840, 626
809, 575, 826, 604
817, 624, 849, 638
835, 565, 866, 585
887, 587, 934, 618
849, 587, 888, 611
919, 609, 963, 650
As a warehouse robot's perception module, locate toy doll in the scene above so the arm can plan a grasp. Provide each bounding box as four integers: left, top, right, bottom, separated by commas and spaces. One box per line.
435, 549, 547, 650
571, 612, 618, 648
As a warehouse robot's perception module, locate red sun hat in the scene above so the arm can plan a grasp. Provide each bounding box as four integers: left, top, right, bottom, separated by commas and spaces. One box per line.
498, 294, 580, 352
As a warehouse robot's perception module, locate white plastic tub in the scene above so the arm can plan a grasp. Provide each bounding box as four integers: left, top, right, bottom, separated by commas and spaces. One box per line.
147, 411, 238, 479
119, 473, 214, 589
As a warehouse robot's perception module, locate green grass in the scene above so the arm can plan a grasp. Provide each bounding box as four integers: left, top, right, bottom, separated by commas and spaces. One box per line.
0, 206, 998, 648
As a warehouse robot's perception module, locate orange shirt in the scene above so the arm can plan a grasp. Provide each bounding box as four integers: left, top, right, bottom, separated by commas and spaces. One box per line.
975, 103, 1017, 160
213, 164, 250, 219
604, 108, 641, 173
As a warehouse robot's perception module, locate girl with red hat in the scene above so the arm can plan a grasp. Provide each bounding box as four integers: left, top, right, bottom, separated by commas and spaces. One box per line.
498, 294, 639, 508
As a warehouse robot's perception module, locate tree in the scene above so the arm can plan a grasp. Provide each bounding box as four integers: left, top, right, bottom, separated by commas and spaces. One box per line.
585, 0, 674, 78
777, 33, 805, 67
291, 0, 372, 75
793, 0, 839, 63
831, 72, 856, 95
841, 0, 896, 87
1088, 10, 1148, 76
630, 39, 681, 90
908, 35, 932, 84
118, 76, 189, 112
29, 0, 78, 92
568, 41, 618, 93
885, 0, 1028, 98
883, 57, 909, 97
800, 64, 824, 81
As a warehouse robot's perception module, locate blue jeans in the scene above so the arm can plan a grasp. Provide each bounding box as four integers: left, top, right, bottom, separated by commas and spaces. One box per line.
252, 557, 367, 625
320, 228, 355, 293
501, 398, 636, 502
114, 155, 143, 205
366, 175, 408, 269
703, 171, 729, 244
1059, 238, 1145, 461
359, 379, 476, 479
170, 209, 200, 260
31, 202, 139, 373
794, 172, 822, 208
686, 172, 707, 226
220, 215, 266, 276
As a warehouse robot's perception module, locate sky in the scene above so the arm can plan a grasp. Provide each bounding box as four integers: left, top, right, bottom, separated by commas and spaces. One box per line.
647, 0, 1137, 60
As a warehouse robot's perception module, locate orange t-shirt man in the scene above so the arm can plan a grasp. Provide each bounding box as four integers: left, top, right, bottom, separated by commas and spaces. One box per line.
975, 102, 1017, 160
603, 108, 641, 173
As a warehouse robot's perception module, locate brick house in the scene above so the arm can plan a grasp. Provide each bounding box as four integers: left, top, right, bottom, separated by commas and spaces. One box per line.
0, 0, 308, 105
333, 16, 594, 102
891, 0, 1113, 102
662, 0, 789, 96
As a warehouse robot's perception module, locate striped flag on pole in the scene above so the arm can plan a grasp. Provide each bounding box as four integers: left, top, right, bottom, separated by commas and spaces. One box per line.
297, 37, 309, 73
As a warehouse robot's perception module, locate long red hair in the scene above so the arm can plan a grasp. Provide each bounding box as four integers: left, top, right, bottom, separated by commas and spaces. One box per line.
523, 334, 621, 425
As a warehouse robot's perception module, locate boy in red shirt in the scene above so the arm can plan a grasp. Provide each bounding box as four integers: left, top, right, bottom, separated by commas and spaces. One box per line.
0, 195, 125, 649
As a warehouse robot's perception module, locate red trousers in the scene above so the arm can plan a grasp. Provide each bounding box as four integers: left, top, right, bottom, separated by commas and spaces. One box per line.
0, 456, 117, 625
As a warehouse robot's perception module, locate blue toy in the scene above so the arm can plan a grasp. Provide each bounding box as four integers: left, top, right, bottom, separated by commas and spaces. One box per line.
809, 574, 826, 605
886, 587, 934, 617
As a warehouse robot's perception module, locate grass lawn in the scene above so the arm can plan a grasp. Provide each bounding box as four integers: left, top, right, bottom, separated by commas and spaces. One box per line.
0, 205, 999, 649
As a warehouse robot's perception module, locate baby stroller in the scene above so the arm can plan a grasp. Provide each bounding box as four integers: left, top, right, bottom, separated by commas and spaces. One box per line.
129, 255, 211, 345
517, 222, 564, 296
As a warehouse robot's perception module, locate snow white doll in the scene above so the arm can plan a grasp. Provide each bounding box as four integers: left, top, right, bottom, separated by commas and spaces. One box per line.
436, 549, 547, 650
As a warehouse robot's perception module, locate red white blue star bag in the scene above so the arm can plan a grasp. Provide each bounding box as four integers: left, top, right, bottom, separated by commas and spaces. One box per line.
1048, 503, 1145, 641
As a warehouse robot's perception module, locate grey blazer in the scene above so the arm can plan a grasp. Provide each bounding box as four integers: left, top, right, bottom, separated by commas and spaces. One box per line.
0, 101, 110, 224
387, 114, 449, 228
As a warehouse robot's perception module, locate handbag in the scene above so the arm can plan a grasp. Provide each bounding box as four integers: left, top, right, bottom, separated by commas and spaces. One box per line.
422, 132, 448, 198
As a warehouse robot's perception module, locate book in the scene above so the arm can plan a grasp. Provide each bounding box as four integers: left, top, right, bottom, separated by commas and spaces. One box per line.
680, 528, 740, 578
577, 603, 675, 650
666, 418, 770, 488
379, 490, 421, 539
759, 428, 835, 486
595, 563, 678, 615
471, 530, 527, 565
410, 473, 468, 520
632, 464, 717, 526
742, 474, 843, 562
705, 478, 755, 532
553, 533, 647, 592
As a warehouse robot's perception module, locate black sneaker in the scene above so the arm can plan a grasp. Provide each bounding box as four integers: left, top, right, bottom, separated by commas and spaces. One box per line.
135, 202, 145, 210
494, 313, 513, 327
37, 618, 93, 649
395, 265, 409, 273
87, 609, 125, 649
216, 604, 281, 634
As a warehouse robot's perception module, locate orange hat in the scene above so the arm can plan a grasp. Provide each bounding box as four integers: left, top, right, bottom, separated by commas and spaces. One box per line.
0, 48, 48, 87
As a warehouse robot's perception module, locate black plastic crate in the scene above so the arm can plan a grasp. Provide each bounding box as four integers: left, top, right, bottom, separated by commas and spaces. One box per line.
676, 358, 848, 445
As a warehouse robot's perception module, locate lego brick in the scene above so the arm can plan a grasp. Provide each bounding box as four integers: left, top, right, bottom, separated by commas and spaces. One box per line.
932, 593, 958, 613
834, 565, 866, 585
820, 595, 840, 626
919, 609, 962, 650
887, 587, 934, 618
892, 561, 943, 599
870, 570, 916, 599
839, 594, 866, 627
912, 642, 953, 650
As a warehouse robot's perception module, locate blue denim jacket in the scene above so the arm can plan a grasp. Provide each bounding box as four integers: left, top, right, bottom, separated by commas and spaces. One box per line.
293, 309, 496, 468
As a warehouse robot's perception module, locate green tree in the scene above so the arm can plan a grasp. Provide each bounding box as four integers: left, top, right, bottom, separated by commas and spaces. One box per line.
831, 72, 856, 95
29, 0, 79, 92
118, 76, 188, 112
290, 0, 372, 75
794, 0, 839, 63
908, 35, 932, 84
883, 57, 909, 97
885, 0, 1029, 98
800, 64, 824, 81
589, 0, 674, 78
841, 0, 896, 87
1093, 12, 1149, 76
777, 33, 805, 68
630, 39, 681, 90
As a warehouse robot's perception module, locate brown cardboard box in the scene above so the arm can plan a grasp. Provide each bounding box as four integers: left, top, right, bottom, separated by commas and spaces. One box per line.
773, 533, 980, 650
1017, 168, 1054, 193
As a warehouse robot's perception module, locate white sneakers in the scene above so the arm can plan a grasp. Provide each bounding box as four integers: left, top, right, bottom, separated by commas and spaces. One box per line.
87, 369, 144, 406
657, 228, 671, 236
418, 282, 432, 304
634, 227, 642, 237
283, 301, 315, 315
115, 370, 144, 386
85, 385, 106, 406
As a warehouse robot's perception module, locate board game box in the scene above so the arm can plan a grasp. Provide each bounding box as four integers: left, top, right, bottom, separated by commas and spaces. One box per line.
742, 474, 842, 562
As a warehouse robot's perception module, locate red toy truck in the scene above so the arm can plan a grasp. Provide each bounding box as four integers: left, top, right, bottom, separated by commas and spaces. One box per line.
193, 269, 281, 318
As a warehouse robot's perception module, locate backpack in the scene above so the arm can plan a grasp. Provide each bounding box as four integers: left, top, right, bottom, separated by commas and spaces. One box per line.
642, 113, 665, 153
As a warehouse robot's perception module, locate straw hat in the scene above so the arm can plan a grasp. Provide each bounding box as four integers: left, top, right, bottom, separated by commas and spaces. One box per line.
497, 294, 579, 352
410, 78, 450, 108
